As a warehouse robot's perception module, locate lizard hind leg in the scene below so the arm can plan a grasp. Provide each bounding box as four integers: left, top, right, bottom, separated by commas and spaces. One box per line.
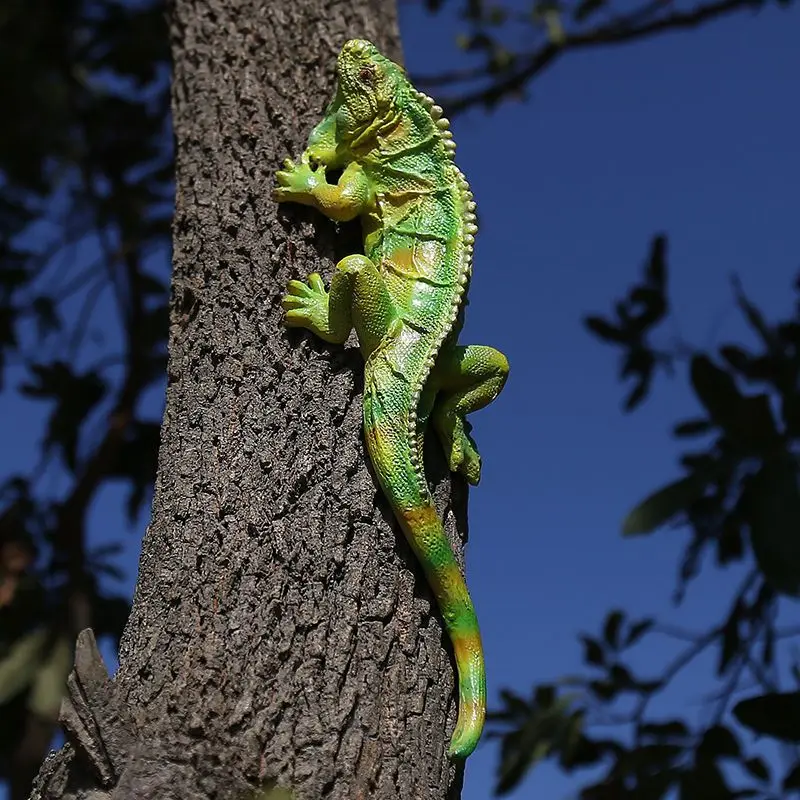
430, 345, 509, 485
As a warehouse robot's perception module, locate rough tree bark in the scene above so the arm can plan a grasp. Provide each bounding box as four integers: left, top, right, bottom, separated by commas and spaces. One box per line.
28, 0, 474, 798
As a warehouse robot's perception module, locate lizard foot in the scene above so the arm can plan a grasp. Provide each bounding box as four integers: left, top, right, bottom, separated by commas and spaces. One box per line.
435, 412, 482, 486
282, 272, 330, 335
273, 156, 324, 203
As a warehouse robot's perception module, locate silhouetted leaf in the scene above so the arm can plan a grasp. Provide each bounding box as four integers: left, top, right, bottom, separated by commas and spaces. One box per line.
622, 475, 706, 536
534, 684, 556, 709
715, 515, 744, 566
733, 276, 772, 347
624, 617, 654, 647
623, 374, 651, 411
138, 271, 168, 296
494, 686, 580, 795
609, 664, 633, 690
679, 760, 730, 799
781, 393, 800, 437
742, 456, 800, 597
108, 421, 162, 521
733, 692, 800, 742
0, 305, 18, 387
629, 286, 666, 330
697, 724, 740, 760
603, 610, 623, 649
588, 680, 616, 701
646, 235, 667, 289
31, 296, 60, 339
718, 345, 773, 381
573, 0, 606, 22
20, 362, 106, 471
91, 594, 131, 648
690, 355, 778, 451
743, 757, 769, 782
673, 418, 713, 437
762, 624, 775, 667
640, 720, 690, 741
580, 636, 604, 667
489, 688, 532, 724
584, 315, 629, 344
718, 600, 743, 675
559, 733, 606, 769
783, 762, 800, 791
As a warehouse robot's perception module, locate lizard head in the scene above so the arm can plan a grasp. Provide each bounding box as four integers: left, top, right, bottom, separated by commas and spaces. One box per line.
304, 40, 411, 169
333, 39, 408, 143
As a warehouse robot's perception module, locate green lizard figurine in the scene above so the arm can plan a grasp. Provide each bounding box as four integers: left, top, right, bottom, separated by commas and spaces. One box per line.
274, 39, 509, 759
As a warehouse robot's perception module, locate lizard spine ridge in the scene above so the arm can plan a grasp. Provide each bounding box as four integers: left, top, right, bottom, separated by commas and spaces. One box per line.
405, 90, 477, 494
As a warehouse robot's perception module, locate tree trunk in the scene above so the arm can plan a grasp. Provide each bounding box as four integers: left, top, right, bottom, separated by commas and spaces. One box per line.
28, 0, 471, 798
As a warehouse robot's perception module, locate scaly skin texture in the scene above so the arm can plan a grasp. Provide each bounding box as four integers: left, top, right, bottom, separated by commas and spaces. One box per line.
274, 39, 509, 759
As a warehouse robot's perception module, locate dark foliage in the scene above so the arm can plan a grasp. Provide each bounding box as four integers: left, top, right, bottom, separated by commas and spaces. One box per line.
410, 0, 797, 115
0, 0, 170, 792
489, 238, 800, 798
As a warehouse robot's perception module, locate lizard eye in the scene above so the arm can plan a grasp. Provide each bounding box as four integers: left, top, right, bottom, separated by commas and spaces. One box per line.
358, 66, 375, 84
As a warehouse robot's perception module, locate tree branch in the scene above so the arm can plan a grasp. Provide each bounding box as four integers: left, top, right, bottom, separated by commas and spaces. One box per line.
414, 0, 776, 115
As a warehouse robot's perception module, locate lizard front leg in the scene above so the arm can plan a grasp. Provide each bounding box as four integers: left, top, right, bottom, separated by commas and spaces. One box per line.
430, 345, 509, 485
274, 158, 374, 223
283, 255, 397, 359
277, 156, 380, 343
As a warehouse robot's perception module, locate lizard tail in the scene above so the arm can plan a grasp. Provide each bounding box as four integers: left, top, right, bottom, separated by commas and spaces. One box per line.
363, 385, 486, 759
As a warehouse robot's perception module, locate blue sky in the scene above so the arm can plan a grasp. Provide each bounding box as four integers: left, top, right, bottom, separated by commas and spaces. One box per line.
396, 2, 800, 797
2, 2, 799, 799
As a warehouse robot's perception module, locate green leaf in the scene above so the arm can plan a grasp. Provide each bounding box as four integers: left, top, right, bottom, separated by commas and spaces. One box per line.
733, 692, 800, 742
0, 628, 49, 704
742, 456, 800, 597
27, 634, 72, 718
621, 475, 706, 536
